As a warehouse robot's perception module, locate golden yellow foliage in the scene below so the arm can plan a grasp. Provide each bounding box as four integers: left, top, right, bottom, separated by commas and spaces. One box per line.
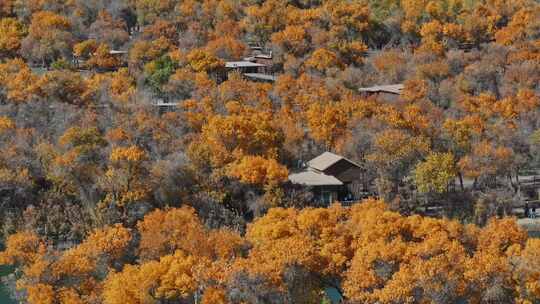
110, 145, 147, 163
198, 108, 283, 167
186, 48, 225, 73
0, 231, 44, 265
137, 206, 207, 260
26, 283, 55, 304
414, 152, 457, 193
0, 17, 25, 57
228, 155, 288, 186
0, 58, 38, 103
367, 129, 431, 167
0, 116, 15, 132
305, 48, 342, 71
305, 101, 350, 149
458, 140, 514, 179
201, 287, 229, 304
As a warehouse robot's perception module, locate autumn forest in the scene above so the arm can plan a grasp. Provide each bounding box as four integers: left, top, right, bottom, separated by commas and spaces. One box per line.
0, 0, 540, 303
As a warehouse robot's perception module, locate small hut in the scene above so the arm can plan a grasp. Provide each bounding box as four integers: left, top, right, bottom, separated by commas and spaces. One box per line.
289, 152, 367, 205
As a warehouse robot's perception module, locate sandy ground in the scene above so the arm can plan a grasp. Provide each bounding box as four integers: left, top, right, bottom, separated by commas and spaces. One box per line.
517, 218, 540, 237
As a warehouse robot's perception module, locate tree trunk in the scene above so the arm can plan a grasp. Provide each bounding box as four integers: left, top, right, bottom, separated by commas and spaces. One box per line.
458, 172, 464, 192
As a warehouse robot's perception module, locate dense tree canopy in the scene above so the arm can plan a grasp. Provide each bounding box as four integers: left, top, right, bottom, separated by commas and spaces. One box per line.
0, 0, 539, 303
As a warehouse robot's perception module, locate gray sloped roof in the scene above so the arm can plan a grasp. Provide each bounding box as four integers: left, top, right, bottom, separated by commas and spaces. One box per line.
288, 170, 343, 186
226, 61, 266, 68
109, 50, 128, 55
254, 54, 272, 59
358, 84, 404, 95
307, 152, 361, 172
243, 73, 277, 82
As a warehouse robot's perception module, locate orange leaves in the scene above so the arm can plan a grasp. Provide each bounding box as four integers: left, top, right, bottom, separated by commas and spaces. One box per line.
205, 36, 247, 60
376, 102, 434, 136
343, 202, 509, 303
21, 10, 73, 64
109, 68, 136, 103
305, 101, 350, 149
304, 48, 342, 72
79, 224, 132, 260
285, 7, 323, 27
198, 108, 283, 168
85, 43, 121, 70
154, 250, 202, 299
271, 25, 309, 55
2, 1, 540, 302
103, 250, 203, 304
246, 207, 299, 243
324, 0, 370, 32
103, 207, 243, 303
52, 225, 132, 283
459, 93, 498, 118
494, 90, 540, 125
0, 0, 14, 17
0, 17, 25, 58
59, 127, 105, 149
241, 204, 352, 286
186, 48, 224, 73
416, 60, 451, 82
495, 7, 540, 46
135, 0, 177, 25
344, 203, 466, 302
478, 218, 527, 254
102, 262, 161, 304
0, 231, 44, 266
414, 152, 457, 193
0, 227, 130, 303
0, 58, 38, 103
1, 226, 131, 304
110, 146, 147, 163
47, 127, 106, 195
3, 201, 540, 304
228, 155, 288, 186
26, 283, 55, 304
464, 218, 527, 302
419, 20, 446, 55
243, 0, 288, 42
137, 206, 207, 261
201, 287, 228, 304
419, 20, 465, 55
458, 140, 515, 179
0, 116, 15, 132
142, 19, 177, 42
100, 146, 150, 207
373, 50, 407, 82
73, 39, 98, 59
401, 78, 428, 103
367, 129, 431, 167
218, 72, 272, 109
443, 115, 484, 151
513, 239, 540, 301
128, 37, 172, 68
27, 11, 70, 39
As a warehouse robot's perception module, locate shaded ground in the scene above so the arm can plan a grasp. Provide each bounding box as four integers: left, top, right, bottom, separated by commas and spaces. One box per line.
0, 266, 16, 304
517, 217, 540, 238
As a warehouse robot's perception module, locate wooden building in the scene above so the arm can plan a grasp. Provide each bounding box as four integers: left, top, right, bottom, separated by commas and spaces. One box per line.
289, 152, 367, 205
243, 73, 277, 83
250, 53, 273, 66
358, 84, 403, 102
225, 61, 267, 74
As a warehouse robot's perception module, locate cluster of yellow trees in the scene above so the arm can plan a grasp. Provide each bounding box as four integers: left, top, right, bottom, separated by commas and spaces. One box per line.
0, 0, 539, 302
2, 199, 540, 303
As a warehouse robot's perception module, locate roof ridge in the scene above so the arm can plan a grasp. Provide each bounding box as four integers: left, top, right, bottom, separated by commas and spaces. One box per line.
308, 151, 362, 171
